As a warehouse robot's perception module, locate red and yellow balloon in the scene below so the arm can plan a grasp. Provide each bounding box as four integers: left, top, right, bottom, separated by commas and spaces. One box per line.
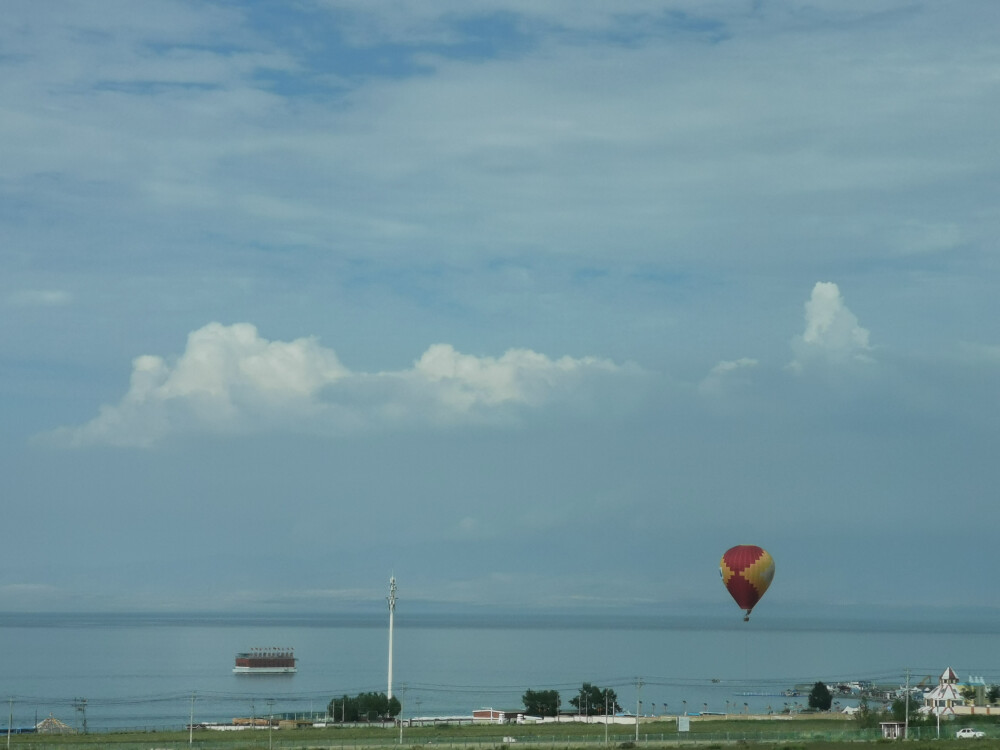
720, 545, 774, 621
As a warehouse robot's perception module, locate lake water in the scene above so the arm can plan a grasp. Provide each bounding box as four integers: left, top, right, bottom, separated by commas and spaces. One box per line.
0, 611, 996, 731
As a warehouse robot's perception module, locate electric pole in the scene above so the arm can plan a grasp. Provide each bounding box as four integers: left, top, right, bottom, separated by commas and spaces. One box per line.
904, 668, 911, 740
73, 698, 87, 734
635, 678, 643, 742
267, 698, 275, 750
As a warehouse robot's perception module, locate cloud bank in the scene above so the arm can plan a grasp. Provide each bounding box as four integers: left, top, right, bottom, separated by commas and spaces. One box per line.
44, 322, 632, 447
45, 282, 879, 447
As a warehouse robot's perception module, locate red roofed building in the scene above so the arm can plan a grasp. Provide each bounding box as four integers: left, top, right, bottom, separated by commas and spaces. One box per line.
473, 708, 522, 724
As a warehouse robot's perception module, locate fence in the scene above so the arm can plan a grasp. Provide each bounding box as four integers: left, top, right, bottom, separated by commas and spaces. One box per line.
0, 726, 900, 749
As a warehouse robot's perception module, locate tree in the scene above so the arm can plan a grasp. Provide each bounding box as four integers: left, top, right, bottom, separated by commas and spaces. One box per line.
600, 687, 622, 715
808, 682, 832, 711
854, 698, 883, 729
522, 689, 560, 717
568, 683, 621, 716
987, 685, 1000, 704
890, 694, 923, 723
328, 692, 401, 722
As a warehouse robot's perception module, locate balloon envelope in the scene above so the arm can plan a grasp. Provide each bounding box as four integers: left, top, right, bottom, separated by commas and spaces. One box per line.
720, 545, 774, 620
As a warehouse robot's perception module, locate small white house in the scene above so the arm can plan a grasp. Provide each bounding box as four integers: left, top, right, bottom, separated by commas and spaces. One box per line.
881, 721, 906, 739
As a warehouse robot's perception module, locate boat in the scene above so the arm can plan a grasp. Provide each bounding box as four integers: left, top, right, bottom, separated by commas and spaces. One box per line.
233, 647, 297, 674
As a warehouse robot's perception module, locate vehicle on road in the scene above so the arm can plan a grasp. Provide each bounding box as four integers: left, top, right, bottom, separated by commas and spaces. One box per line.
956, 728, 985, 739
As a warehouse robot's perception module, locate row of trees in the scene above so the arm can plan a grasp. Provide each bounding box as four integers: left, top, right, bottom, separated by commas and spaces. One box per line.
851, 695, 938, 729
327, 692, 401, 722
522, 683, 622, 717
328, 680, 1000, 723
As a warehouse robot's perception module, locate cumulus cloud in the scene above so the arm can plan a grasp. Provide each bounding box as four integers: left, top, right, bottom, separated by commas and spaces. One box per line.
698, 357, 758, 396
790, 282, 872, 372
43, 322, 632, 447
410, 344, 620, 411
708, 357, 758, 377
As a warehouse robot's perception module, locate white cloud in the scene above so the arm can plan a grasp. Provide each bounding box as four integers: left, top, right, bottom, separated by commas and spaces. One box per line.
790, 282, 872, 372
957, 341, 1000, 365
708, 357, 758, 377
412, 343, 619, 410
0, 583, 65, 609
0, 583, 60, 595
43, 322, 632, 447
889, 221, 964, 257
698, 357, 758, 396
320, 0, 734, 46
7, 289, 73, 307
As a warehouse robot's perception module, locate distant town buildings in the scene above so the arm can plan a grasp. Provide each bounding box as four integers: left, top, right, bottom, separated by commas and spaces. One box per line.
921, 666, 1000, 717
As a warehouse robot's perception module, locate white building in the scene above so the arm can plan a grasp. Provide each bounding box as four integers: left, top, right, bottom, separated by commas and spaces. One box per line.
923, 667, 963, 716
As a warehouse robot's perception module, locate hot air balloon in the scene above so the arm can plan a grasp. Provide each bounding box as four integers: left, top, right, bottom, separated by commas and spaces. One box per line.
720, 545, 774, 621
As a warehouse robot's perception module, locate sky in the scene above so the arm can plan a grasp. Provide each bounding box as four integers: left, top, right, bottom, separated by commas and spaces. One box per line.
2, 0, 999, 618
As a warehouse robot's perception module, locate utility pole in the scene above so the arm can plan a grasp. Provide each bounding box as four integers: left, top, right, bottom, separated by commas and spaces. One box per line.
635, 678, 643, 743
604, 692, 609, 746
267, 698, 275, 750
904, 669, 911, 740
398, 684, 405, 745
7, 696, 12, 750
73, 698, 87, 734
189, 693, 195, 747
387, 576, 397, 700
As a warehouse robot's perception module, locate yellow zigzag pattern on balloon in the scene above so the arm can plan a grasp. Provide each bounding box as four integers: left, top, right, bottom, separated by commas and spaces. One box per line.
741, 550, 775, 595
720, 560, 737, 585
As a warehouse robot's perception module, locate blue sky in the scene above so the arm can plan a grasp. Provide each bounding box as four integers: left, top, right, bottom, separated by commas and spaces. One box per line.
2, 0, 999, 617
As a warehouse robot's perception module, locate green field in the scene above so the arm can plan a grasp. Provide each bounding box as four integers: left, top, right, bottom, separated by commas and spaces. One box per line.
4, 716, 1000, 750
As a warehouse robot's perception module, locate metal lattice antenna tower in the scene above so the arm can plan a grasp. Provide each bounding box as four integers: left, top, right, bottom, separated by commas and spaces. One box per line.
387, 576, 397, 700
